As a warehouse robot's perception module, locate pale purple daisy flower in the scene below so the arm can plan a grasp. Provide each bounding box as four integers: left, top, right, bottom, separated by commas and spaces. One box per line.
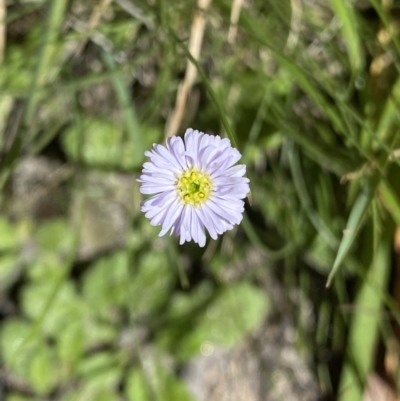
138, 128, 250, 247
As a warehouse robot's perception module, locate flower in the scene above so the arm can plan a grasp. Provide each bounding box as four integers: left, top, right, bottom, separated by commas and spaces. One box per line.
138, 128, 250, 247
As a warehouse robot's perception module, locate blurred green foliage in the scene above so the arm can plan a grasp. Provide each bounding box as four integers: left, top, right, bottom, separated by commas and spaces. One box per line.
1, 0, 400, 400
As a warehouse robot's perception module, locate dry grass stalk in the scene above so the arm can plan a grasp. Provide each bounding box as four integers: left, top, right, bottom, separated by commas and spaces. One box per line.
227, 0, 244, 44
165, 0, 213, 139
285, 0, 302, 53
0, 0, 5, 64
73, 0, 113, 59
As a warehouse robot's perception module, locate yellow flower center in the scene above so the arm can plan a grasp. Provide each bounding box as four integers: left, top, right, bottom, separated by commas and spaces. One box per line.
176, 168, 213, 206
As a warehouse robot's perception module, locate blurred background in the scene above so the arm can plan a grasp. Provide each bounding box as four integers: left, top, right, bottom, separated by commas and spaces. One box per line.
1, 0, 400, 400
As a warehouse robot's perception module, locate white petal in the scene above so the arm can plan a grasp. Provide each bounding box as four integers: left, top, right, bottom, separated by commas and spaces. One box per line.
140, 184, 176, 194
159, 199, 184, 236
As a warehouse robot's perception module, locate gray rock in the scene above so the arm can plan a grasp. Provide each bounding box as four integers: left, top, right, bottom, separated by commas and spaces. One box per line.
183, 317, 320, 401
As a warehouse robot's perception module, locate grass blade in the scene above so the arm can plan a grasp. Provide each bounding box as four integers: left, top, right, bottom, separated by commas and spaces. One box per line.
102, 50, 145, 164
326, 183, 373, 287
380, 179, 400, 227
328, 0, 363, 74
24, 0, 68, 125
337, 216, 392, 401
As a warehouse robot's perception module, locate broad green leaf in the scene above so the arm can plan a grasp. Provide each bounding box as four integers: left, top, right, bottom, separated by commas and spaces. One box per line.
0, 43, 38, 94
77, 352, 121, 394
77, 352, 118, 378
84, 320, 118, 346
125, 368, 148, 401
184, 283, 268, 348
21, 280, 82, 336
57, 321, 86, 377
165, 281, 214, 320
0, 217, 20, 251
62, 117, 160, 169
158, 283, 269, 360
62, 117, 125, 167
1, 319, 57, 394
126, 363, 194, 401
28, 343, 57, 395
129, 251, 175, 318
0, 319, 34, 376
27, 253, 65, 281
82, 251, 130, 320
35, 218, 70, 252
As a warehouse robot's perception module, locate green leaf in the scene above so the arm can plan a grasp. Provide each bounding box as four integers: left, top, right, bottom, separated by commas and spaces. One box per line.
125, 368, 148, 401
27, 253, 65, 281
125, 363, 195, 401
1, 318, 57, 394
77, 352, 118, 378
191, 283, 268, 345
35, 218, 70, 252
5, 395, 34, 401
82, 251, 130, 320
21, 280, 82, 336
168, 281, 214, 319
62, 117, 125, 167
84, 320, 118, 346
77, 352, 121, 392
62, 118, 160, 170
57, 321, 86, 377
0, 217, 20, 251
0, 319, 34, 376
28, 343, 57, 395
159, 283, 269, 360
129, 251, 175, 318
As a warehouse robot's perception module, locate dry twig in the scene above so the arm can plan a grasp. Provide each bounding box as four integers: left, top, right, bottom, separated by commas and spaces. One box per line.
340, 149, 400, 184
